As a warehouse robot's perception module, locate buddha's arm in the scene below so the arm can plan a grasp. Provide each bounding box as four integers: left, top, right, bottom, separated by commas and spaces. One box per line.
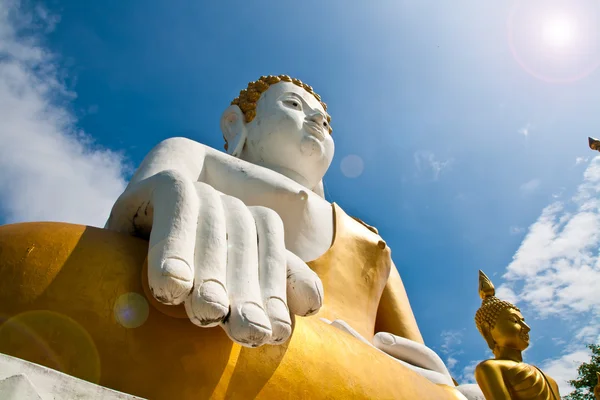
375, 262, 424, 344
474, 361, 511, 400
127, 137, 206, 187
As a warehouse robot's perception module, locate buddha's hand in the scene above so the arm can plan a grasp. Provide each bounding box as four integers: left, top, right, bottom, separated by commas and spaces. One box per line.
325, 320, 455, 386
106, 171, 324, 347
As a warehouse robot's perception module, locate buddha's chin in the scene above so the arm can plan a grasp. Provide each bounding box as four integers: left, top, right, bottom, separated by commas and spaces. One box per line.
300, 135, 326, 157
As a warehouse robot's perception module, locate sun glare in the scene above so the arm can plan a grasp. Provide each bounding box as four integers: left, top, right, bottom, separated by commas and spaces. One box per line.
542, 16, 575, 48
508, 0, 600, 83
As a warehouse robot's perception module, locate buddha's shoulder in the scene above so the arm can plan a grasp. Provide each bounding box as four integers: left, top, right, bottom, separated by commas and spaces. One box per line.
476, 359, 543, 379
350, 215, 379, 235
475, 359, 518, 374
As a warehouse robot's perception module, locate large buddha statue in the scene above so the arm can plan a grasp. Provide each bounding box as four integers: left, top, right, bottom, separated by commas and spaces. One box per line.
0, 75, 472, 399
474, 270, 560, 400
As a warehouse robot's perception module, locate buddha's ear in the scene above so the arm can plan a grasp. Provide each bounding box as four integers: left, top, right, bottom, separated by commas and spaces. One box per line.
312, 180, 325, 199
482, 328, 496, 351
220, 105, 247, 158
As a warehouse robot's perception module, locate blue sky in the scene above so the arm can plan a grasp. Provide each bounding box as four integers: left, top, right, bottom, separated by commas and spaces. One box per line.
1, 0, 600, 394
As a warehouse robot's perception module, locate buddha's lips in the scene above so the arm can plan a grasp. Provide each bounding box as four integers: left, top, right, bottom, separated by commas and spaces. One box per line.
304, 121, 325, 140
520, 332, 530, 341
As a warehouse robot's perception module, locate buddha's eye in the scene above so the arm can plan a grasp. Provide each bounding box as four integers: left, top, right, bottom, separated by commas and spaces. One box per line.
284, 99, 302, 110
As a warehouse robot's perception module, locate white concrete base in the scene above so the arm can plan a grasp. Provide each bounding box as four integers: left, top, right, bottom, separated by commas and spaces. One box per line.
0, 353, 143, 400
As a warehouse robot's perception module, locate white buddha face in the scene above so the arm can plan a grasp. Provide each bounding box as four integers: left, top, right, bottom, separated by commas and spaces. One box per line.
227, 81, 335, 190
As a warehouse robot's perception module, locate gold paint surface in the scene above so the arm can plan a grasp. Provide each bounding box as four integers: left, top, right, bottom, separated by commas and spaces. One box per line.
0, 222, 465, 399
474, 271, 560, 399
307, 204, 391, 340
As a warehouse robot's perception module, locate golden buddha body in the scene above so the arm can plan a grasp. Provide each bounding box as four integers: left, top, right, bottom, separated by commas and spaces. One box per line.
474, 271, 560, 400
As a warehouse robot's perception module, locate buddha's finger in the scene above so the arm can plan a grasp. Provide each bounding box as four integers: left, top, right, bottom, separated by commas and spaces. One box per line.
285, 250, 324, 317
329, 319, 373, 346
220, 196, 272, 347
373, 332, 452, 377
250, 206, 292, 345
184, 182, 229, 327
146, 170, 197, 305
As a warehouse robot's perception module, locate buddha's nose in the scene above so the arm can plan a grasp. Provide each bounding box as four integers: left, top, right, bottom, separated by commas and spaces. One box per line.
522, 322, 531, 332
308, 111, 328, 129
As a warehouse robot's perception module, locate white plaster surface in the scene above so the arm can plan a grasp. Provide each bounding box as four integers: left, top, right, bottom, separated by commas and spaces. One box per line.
106, 82, 334, 348
456, 383, 486, 400
0, 353, 143, 399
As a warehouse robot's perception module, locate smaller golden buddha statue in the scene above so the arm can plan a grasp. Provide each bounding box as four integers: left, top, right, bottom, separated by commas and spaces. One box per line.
473, 270, 560, 400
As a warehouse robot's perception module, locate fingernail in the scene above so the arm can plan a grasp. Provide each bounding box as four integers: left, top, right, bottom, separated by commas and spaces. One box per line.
199, 280, 228, 306
241, 302, 271, 330
266, 297, 291, 325
379, 333, 395, 346
267, 298, 292, 343
162, 258, 192, 281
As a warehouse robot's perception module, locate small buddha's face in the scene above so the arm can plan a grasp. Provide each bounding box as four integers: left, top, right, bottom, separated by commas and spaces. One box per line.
491, 308, 531, 351
243, 81, 334, 187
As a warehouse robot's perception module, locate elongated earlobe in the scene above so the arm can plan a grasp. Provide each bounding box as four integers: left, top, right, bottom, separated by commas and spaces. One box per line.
220, 105, 247, 158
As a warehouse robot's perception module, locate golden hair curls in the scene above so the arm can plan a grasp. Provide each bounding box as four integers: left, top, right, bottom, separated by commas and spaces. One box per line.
225, 75, 331, 150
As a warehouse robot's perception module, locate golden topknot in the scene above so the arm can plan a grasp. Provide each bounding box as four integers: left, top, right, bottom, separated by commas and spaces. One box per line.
474, 270, 520, 344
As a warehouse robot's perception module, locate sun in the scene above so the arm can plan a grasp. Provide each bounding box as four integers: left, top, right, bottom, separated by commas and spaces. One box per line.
541, 15, 576, 48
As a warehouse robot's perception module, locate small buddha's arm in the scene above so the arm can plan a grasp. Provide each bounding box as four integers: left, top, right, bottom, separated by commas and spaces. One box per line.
475, 361, 511, 400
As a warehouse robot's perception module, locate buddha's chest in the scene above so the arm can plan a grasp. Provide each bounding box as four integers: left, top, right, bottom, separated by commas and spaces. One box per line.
204, 154, 334, 261
504, 363, 558, 400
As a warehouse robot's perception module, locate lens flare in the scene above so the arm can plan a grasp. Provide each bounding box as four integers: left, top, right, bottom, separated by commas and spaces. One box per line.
114, 292, 150, 329
0, 311, 101, 384
508, 0, 600, 83
542, 16, 575, 48
340, 155, 365, 178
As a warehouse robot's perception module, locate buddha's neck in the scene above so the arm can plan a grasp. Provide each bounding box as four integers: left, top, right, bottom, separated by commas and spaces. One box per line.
239, 151, 315, 190
493, 346, 523, 362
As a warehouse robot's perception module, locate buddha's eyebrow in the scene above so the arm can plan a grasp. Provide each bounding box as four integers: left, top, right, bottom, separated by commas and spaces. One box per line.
282, 92, 304, 100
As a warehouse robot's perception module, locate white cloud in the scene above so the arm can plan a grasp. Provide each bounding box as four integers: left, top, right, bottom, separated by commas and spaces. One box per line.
439, 330, 466, 378
518, 123, 531, 137
496, 157, 600, 394
539, 348, 591, 396
440, 330, 463, 354
459, 360, 479, 384
501, 159, 600, 316
509, 225, 525, 235
575, 156, 589, 166
414, 151, 453, 181
0, 0, 127, 227
519, 178, 541, 195
446, 356, 458, 370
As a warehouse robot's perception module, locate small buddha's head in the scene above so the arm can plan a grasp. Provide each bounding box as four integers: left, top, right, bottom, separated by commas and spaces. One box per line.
221, 75, 334, 194
475, 270, 530, 354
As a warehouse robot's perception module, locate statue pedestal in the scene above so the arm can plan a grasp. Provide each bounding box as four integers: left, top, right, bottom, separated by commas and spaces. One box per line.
0, 353, 141, 399
0, 222, 465, 399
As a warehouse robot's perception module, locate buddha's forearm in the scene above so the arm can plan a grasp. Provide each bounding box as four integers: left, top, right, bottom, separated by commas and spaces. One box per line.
127, 137, 206, 187
375, 263, 424, 344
